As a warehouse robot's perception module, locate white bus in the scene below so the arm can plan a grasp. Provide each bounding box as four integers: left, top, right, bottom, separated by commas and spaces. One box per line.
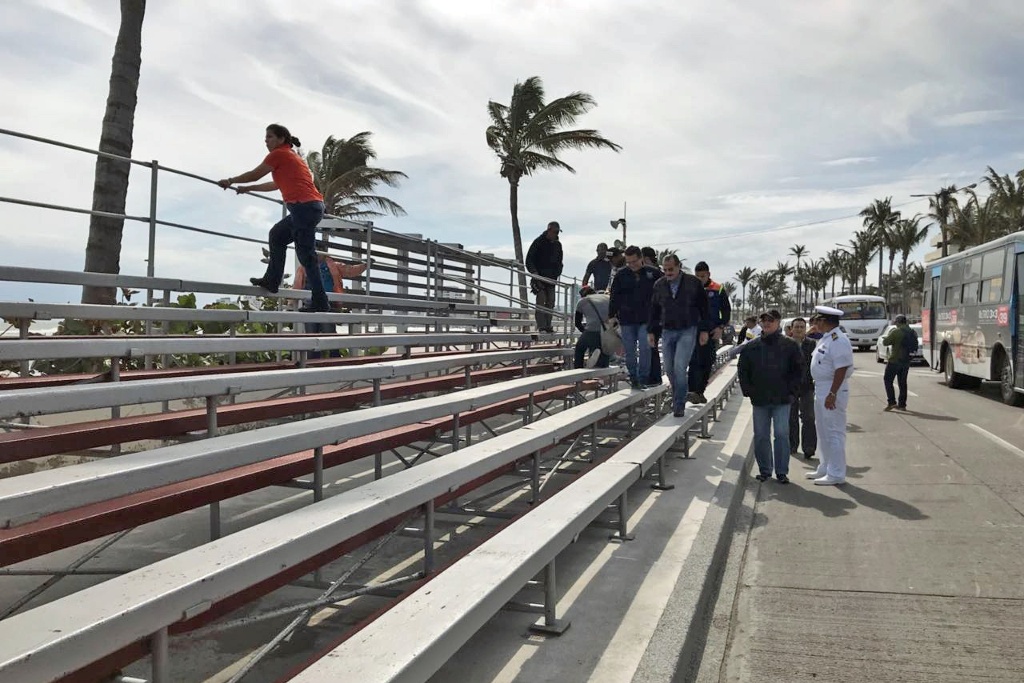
821, 294, 888, 350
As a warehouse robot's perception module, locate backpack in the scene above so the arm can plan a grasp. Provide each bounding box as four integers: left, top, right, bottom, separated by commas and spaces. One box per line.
899, 326, 918, 358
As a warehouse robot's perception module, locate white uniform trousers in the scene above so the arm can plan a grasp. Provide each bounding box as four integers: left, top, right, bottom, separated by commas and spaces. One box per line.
813, 384, 848, 479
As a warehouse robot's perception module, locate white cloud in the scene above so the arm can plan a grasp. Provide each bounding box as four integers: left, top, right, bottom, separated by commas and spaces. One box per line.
2, 0, 1024, 305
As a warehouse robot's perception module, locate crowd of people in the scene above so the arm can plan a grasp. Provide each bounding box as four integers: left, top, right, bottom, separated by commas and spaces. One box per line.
217, 135, 872, 492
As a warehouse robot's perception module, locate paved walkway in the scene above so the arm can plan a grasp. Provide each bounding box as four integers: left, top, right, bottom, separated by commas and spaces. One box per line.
701, 355, 1024, 683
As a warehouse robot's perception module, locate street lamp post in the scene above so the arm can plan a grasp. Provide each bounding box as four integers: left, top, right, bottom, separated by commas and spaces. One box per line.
910, 183, 977, 257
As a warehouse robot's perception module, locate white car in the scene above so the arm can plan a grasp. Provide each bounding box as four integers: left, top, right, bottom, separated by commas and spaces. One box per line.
876, 323, 925, 365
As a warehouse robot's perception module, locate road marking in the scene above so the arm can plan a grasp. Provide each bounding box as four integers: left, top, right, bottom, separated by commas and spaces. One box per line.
966, 423, 1024, 461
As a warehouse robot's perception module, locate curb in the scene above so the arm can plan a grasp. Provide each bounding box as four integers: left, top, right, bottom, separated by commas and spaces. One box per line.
630, 417, 754, 683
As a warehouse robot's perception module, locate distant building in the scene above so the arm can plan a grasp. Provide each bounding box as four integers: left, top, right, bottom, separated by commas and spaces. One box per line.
923, 232, 963, 264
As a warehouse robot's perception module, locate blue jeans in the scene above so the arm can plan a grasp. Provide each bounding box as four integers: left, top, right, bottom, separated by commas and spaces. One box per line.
884, 361, 910, 408
619, 323, 650, 384
263, 200, 328, 309
661, 327, 697, 410
752, 403, 791, 477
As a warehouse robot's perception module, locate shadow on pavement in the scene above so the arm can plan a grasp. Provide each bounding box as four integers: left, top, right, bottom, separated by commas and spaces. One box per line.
846, 423, 863, 432
754, 481, 857, 520
839, 484, 930, 520
844, 465, 871, 479
899, 410, 958, 421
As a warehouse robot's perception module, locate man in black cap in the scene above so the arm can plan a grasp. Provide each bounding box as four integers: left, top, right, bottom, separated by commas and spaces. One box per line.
525, 221, 563, 333
738, 309, 804, 483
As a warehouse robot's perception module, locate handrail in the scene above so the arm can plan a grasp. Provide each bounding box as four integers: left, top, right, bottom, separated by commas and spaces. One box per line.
0, 127, 579, 303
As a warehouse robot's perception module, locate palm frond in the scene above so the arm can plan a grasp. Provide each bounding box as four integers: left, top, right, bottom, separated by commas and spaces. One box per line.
532, 128, 622, 155
519, 150, 577, 175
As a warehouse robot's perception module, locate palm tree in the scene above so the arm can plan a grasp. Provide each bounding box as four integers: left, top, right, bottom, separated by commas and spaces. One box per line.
788, 244, 807, 312
891, 216, 927, 313
734, 266, 756, 317
82, 0, 147, 305
774, 261, 795, 312
983, 166, 1024, 234
306, 132, 407, 220
927, 185, 964, 258
486, 76, 621, 303
859, 197, 900, 297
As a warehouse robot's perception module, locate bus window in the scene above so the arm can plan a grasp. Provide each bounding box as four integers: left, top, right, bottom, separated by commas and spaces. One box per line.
962, 281, 980, 305
964, 256, 983, 280
981, 278, 1002, 303
944, 286, 961, 306
942, 261, 961, 286
1003, 248, 1015, 302
981, 250, 1004, 279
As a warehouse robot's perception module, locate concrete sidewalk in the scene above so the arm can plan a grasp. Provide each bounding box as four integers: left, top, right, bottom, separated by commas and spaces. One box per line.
699, 360, 1024, 683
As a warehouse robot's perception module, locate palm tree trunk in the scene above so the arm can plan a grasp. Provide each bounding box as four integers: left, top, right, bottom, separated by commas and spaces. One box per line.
507, 179, 529, 306
901, 254, 910, 314
877, 250, 883, 295
82, 0, 146, 305
886, 253, 895, 315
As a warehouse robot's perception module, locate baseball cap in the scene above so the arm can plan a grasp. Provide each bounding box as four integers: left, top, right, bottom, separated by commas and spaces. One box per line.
695, 261, 710, 272
759, 309, 782, 321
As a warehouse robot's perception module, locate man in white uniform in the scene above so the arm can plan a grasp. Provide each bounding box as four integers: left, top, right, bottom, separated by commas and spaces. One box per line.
806, 306, 854, 485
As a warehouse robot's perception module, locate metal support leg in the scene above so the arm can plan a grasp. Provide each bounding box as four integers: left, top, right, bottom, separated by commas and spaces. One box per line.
109, 358, 121, 456
423, 501, 436, 575
451, 412, 460, 451
313, 447, 324, 502
18, 320, 30, 378
651, 454, 675, 490
373, 379, 383, 480
528, 559, 570, 635
151, 627, 169, 683
464, 366, 472, 389
206, 396, 221, 541
700, 414, 711, 438
610, 490, 635, 542
523, 392, 535, 426
530, 452, 540, 504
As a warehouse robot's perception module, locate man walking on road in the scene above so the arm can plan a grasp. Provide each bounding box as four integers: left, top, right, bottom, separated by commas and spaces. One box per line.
525, 221, 563, 333
883, 314, 918, 412
738, 309, 803, 483
687, 261, 731, 404
806, 306, 854, 485
789, 317, 817, 459
648, 254, 707, 415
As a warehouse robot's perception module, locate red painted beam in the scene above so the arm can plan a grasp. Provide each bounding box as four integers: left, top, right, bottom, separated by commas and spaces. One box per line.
0, 382, 593, 567
0, 364, 555, 463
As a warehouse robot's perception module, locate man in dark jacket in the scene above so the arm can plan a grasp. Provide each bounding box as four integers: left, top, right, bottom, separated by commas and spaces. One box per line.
738, 309, 804, 483
647, 253, 708, 416
687, 261, 732, 404
609, 246, 662, 388
525, 221, 563, 333
788, 317, 817, 458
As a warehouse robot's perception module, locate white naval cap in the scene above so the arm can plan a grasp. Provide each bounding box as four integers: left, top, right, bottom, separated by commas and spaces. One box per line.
813, 305, 844, 318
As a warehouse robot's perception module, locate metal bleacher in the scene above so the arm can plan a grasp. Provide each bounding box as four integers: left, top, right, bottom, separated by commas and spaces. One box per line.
0, 127, 744, 683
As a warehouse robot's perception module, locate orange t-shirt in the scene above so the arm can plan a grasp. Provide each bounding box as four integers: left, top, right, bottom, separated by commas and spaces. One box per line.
263, 145, 323, 204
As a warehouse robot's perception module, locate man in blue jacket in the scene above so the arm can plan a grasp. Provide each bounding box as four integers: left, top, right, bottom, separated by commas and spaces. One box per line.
648, 254, 708, 416
687, 261, 731, 403
609, 246, 662, 389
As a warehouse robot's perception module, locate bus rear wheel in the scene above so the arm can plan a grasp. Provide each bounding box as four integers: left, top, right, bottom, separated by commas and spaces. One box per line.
999, 354, 1024, 406
944, 347, 978, 390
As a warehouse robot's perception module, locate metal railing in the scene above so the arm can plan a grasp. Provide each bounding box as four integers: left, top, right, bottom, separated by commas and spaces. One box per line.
0, 127, 578, 327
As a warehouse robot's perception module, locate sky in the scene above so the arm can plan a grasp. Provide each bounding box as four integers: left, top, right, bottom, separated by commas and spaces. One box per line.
3, 0, 1024, 309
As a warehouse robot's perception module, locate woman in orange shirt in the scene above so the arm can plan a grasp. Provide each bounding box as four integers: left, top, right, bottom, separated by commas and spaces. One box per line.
218, 124, 330, 312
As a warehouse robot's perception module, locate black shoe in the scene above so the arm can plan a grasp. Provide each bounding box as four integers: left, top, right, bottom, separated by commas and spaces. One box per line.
755, 473, 770, 482
250, 277, 279, 294
897, 405, 908, 411
673, 408, 686, 418
686, 391, 700, 403
777, 474, 790, 484
299, 304, 331, 313
696, 393, 708, 404
804, 452, 816, 459
790, 450, 798, 457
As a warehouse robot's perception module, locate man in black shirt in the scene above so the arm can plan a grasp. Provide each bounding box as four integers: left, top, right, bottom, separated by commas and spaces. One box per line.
582, 242, 612, 292
788, 317, 817, 458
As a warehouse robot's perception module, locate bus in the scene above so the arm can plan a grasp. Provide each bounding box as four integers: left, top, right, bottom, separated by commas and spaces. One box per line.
922, 230, 1024, 406
821, 294, 888, 350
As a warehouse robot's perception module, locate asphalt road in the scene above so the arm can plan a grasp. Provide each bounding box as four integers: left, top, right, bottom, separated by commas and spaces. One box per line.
703, 350, 1024, 683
